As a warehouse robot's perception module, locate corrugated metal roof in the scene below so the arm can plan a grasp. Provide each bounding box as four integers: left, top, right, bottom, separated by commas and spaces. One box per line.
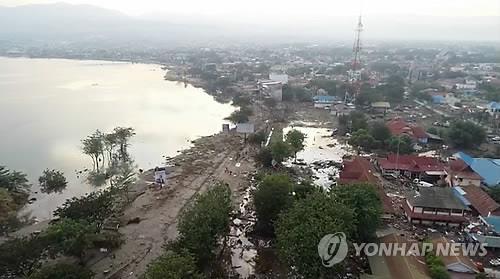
484, 216, 500, 233
455, 152, 500, 187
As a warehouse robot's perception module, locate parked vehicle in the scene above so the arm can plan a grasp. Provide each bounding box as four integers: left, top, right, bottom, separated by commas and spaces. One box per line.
413, 178, 433, 187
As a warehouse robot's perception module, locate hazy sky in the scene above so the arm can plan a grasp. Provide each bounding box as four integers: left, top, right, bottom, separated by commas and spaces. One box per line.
1, 0, 499, 17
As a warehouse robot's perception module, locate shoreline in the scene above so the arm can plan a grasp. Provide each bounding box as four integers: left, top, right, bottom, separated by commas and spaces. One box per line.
0, 56, 236, 225
0, 55, 163, 66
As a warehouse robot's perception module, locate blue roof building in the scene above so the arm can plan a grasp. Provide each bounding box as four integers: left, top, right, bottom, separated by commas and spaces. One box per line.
313, 95, 337, 103
431, 95, 446, 104
483, 216, 500, 234
488, 102, 500, 113
455, 152, 500, 187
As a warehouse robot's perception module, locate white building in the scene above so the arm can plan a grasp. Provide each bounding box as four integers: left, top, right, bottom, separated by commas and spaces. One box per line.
456, 79, 477, 90
269, 73, 289, 85
258, 80, 283, 101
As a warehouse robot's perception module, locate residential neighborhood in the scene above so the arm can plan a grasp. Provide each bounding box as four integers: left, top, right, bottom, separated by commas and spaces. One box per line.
0, 2, 499, 279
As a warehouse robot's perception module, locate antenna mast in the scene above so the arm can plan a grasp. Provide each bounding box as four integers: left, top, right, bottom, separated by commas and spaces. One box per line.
344, 14, 364, 103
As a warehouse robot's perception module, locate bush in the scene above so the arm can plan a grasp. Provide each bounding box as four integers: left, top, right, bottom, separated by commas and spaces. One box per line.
370, 122, 391, 143
276, 191, 355, 278
54, 189, 115, 224
332, 183, 382, 242
349, 129, 377, 151
254, 174, 293, 235
0, 236, 46, 277
176, 183, 232, 265
248, 131, 267, 146
428, 265, 450, 279
92, 230, 124, 249
255, 148, 273, 168
143, 250, 202, 279
28, 263, 93, 279
270, 141, 292, 164
350, 111, 368, 132
425, 252, 450, 279
39, 169, 68, 193
388, 135, 413, 154
43, 219, 96, 259
446, 120, 486, 149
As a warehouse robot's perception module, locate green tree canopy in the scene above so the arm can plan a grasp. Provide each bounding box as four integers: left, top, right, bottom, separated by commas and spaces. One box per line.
446, 120, 486, 149
370, 122, 392, 143
248, 131, 266, 146
143, 250, 202, 279
39, 169, 68, 194
82, 130, 105, 171
0, 236, 46, 276
113, 127, 135, 161
285, 129, 306, 161
0, 166, 30, 199
276, 191, 355, 278
28, 263, 93, 279
53, 189, 115, 225
254, 174, 293, 235
270, 141, 292, 164
0, 166, 30, 235
332, 183, 382, 241
282, 85, 311, 102
349, 111, 368, 132
0, 189, 19, 234
349, 129, 377, 151
255, 147, 273, 168
307, 79, 338, 96
388, 135, 414, 154
224, 107, 253, 124
43, 219, 96, 260
176, 183, 232, 265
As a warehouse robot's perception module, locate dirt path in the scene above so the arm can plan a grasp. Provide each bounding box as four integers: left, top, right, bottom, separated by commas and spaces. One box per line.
89, 133, 256, 278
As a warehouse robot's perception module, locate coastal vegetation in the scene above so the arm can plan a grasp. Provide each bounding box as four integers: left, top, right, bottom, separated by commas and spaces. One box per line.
81, 127, 136, 187
28, 263, 93, 279
224, 106, 253, 124
0, 126, 137, 277
0, 186, 125, 277
254, 128, 305, 167
285, 129, 306, 162
0, 166, 30, 235
38, 169, 67, 194
253, 174, 293, 235
144, 183, 232, 278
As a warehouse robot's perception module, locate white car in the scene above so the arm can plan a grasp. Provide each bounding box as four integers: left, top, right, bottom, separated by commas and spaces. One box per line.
413, 178, 433, 187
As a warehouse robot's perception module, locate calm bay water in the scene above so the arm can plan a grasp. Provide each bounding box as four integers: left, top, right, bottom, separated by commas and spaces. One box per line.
0, 57, 234, 220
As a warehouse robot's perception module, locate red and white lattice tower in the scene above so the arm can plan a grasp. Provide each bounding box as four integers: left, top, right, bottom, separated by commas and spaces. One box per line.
344, 15, 364, 103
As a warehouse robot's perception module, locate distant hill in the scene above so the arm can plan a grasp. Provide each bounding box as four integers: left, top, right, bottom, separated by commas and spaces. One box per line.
0, 3, 498, 46
0, 3, 210, 46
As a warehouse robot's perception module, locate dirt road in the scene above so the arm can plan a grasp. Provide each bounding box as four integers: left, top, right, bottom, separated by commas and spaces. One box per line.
89, 133, 256, 278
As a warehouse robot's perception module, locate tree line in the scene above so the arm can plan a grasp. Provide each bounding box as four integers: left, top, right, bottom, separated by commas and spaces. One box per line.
342, 111, 487, 153
253, 173, 382, 278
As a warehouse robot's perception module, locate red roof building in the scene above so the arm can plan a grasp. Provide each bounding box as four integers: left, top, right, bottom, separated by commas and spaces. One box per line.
386, 118, 428, 144
378, 154, 446, 178
338, 156, 378, 184
460, 185, 500, 217
445, 158, 482, 187
339, 156, 395, 216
